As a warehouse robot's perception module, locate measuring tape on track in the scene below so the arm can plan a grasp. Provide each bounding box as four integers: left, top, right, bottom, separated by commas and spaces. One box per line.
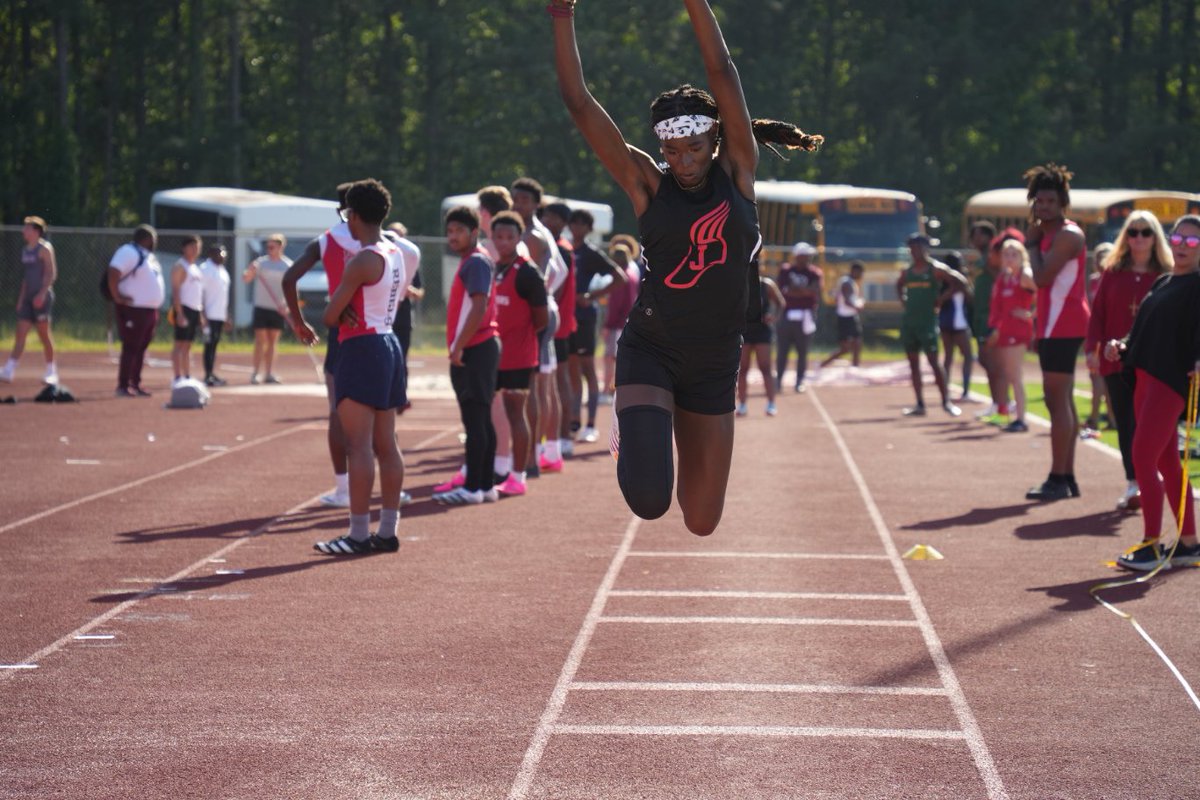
1089, 372, 1200, 712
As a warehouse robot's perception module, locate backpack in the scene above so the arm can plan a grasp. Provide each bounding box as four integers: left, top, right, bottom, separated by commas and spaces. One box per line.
166, 378, 210, 409
100, 245, 147, 301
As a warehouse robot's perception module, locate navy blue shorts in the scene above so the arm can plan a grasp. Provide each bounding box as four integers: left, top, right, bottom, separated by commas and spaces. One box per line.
324, 326, 340, 375
334, 333, 407, 410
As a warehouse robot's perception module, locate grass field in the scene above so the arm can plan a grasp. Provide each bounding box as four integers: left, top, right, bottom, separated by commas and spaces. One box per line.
967, 377, 1200, 484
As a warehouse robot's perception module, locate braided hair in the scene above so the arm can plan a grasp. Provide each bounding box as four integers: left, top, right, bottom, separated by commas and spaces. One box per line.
650, 84, 824, 160
1022, 162, 1073, 208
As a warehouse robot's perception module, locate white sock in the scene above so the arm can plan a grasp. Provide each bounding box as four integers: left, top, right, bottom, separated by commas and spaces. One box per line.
378, 508, 399, 539
515, 470, 527, 483
494, 455, 512, 476
544, 440, 561, 461
4, 358, 16, 370
348, 513, 370, 543
334, 473, 349, 496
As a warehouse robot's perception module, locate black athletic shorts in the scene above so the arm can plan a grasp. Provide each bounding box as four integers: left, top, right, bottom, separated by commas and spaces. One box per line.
554, 337, 570, 364
571, 306, 598, 356
836, 315, 863, 341
1037, 337, 1083, 375
742, 321, 772, 345
497, 367, 535, 391
253, 307, 286, 330
450, 337, 500, 405
616, 323, 741, 416
173, 306, 202, 342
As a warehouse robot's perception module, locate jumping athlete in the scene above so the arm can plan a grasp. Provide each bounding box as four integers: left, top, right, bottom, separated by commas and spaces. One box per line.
551, 0, 822, 535
313, 179, 412, 555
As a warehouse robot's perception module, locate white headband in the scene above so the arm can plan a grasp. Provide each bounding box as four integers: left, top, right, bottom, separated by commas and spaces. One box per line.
653, 114, 717, 141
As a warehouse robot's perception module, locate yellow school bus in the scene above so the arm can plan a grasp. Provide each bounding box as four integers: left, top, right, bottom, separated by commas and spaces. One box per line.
756, 181, 924, 310
962, 188, 1200, 247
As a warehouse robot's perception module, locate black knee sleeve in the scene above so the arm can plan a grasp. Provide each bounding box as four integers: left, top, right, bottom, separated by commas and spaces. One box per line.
616, 404, 674, 520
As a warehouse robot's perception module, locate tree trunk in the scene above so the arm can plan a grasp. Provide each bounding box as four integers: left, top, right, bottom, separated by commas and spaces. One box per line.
229, 1, 242, 186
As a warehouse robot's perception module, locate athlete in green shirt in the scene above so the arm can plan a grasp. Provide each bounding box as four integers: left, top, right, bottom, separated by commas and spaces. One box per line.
897, 233, 967, 416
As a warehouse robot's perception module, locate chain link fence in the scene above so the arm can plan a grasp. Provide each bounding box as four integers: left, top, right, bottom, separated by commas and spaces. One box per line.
0, 226, 450, 349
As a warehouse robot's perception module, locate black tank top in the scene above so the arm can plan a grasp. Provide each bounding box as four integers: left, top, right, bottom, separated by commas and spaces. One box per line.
632, 163, 761, 342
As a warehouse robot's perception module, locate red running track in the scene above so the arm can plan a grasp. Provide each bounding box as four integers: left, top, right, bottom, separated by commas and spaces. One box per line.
1, 350, 1197, 799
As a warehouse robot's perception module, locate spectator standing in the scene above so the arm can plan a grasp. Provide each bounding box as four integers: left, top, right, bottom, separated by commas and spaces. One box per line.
775, 241, 822, 393
243, 233, 293, 384
1086, 212, 1171, 512
1, 216, 58, 385
938, 251, 973, 401
106, 225, 164, 397
602, 235, 642, 400
986, 239, 1037, 432
968, 221, 1000, 415
170, 234, 205, 384
897, 233, 965, 417
386, 221, 424, 413
820, 261, 865, 368
200, 244, 232, 387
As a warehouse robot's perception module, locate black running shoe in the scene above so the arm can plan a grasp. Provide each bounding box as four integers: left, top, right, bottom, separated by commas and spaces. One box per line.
1066, 477, 1081, 498
1002, 420, 1028, 433
1116, 539, 1167, 572
1168, 539, 1200, 568
313, 535, 372, 555
369, 534, 400, 553
1026, 479, 1070, 501
902, 405, 927, 417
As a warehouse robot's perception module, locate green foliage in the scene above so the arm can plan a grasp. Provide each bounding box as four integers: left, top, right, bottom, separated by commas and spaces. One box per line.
1, 0, 1197, 241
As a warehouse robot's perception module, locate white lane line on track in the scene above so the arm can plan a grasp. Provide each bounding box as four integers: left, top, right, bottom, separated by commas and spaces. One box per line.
570, 681, 949, 696
0, 425, 459, 682
609, 589, 908, 601
810, 388, 1010, 800
598, 615, 918, 628
627, 550, 888, 560
0, 423, 313, 536
508, 514, 643, 800
553, 724, 966, 740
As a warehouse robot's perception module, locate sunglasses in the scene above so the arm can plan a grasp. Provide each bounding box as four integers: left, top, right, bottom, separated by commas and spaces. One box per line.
1169, 233, 1200, 248
1126, 228, 1154, 239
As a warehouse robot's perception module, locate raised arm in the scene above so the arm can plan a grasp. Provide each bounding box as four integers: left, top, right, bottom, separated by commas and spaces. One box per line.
682, 0, 757, 186
550, 1, 658, 216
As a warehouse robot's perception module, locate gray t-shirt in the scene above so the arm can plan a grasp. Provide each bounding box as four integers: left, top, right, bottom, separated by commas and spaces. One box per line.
21, 243, 50, 298
251, 256, 292, 310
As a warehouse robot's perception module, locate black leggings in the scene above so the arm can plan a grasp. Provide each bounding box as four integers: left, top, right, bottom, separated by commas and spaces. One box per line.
1104, 371, 1137, 481
459, 399, 496, 492
203, 323, 224, 378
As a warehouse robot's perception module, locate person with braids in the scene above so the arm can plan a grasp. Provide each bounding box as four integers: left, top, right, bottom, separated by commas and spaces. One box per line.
1023, 163, 1090, 501
550, 0, 822, 534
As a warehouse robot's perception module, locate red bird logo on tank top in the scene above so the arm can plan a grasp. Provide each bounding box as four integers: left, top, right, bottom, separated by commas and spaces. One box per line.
664, 200, 730, 289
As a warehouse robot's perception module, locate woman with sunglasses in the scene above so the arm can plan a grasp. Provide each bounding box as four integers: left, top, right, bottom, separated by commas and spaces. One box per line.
1085, 211, 1172, 512
1105, 215, 1200, 570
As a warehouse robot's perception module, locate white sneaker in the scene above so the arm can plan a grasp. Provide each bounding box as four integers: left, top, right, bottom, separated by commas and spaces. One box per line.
561, 440, 575, 457
975, 403, 998, 420
1116, 482, 1141, 512
0, 364, 13, 383
43, 365, 58, 385
400, 490, 413, 506
482, 488, 499, 503
578, 426, 599, 443
735, 402, 748, 417
319, 491, 351, 508
765, 402, 777, 417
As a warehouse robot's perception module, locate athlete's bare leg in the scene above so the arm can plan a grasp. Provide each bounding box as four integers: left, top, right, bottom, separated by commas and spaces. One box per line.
674, 407, 735, 536
337, 397, 378, 516
1044, 371, 1078, 474
372, 409, 403, 511
503, 389, 531, 472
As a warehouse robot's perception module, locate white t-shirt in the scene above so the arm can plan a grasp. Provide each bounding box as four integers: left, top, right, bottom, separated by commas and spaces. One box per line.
383, 231, 422, 290
109, 243, 165, 309
251, 256, 293, 310
835, 275, 863, 318
174, 259, 205, 311
200, 259, 231, 321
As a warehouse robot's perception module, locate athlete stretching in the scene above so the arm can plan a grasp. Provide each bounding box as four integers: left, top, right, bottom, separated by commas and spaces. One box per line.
551, 0, 821, 534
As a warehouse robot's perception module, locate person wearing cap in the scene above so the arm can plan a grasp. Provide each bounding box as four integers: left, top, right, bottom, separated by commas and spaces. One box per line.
897, 232, 965, 417
1, 216, 58, 385
775, 241, 823, 393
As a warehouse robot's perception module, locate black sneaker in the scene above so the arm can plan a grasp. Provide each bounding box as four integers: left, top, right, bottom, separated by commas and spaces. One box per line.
1116, 539, 1168, 572
313, 535, 372, 555
1026, 479, 1070, 501
527, 462, 540, 479
369, 534, 400, 553
1002, 420, 1029, 433
1066, 477, 1081, 498
902, 405, 927, 417
1168, 539, 1200, 568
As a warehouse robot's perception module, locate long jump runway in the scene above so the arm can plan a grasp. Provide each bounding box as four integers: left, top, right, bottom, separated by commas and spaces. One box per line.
1, 353, 1197, 798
